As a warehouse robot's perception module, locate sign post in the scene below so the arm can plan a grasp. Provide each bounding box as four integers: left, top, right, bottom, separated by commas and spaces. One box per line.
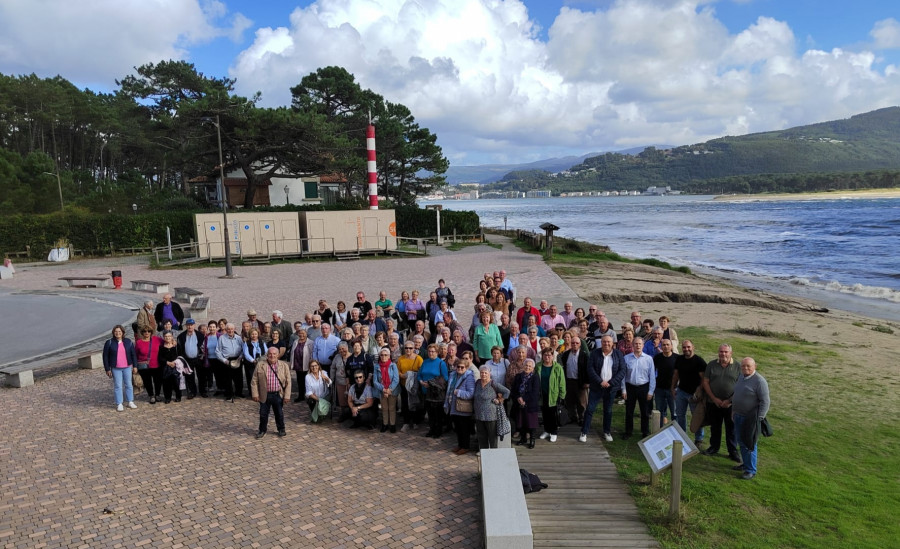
669, 440, 684, 519
637, 422, 698, 520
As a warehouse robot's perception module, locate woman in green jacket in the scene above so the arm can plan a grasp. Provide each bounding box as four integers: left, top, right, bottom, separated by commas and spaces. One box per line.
472, 310, 503, 365
537, 347, 566, 443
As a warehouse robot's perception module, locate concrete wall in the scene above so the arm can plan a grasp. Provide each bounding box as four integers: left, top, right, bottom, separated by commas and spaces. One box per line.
194, 210, 396, 258
299, 210, 397, 253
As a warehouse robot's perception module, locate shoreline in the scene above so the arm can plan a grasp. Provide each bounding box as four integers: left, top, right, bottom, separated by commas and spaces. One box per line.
713, 187, 900, 202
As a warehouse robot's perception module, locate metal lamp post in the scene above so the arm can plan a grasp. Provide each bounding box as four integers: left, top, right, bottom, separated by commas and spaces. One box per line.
132, 203, 137, 215
284, 184, 290, 205
202, 115, 234, 278
42, 171, 64, 211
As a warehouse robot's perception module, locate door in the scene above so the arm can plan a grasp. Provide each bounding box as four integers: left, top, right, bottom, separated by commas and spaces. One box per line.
204, 222, 223, 258
309, 219, 326, 252
363, 217, 379, 249
240, 222, 257, 256
260, 220, 275, 254
281, 219, 299, 253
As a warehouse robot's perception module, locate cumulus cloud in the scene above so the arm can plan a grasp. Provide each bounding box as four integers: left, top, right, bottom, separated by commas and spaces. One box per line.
0, 0, 250, 86
870, 18, 900, 49
228, 0, 900, 164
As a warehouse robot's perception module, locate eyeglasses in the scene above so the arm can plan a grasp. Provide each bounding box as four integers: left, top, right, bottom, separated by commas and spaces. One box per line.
405, 347, 414, 350
355, 376, 364, 380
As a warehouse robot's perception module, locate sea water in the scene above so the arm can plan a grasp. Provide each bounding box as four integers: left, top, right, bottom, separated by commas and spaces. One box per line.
429, 195, 900, 321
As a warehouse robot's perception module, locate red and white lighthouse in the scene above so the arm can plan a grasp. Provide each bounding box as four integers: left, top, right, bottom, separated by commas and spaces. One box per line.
367, 123, 378, 210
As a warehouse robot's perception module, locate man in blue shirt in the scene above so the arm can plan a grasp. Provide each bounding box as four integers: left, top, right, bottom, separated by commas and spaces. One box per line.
622, 337, 656, 439
312, 323, 340, 376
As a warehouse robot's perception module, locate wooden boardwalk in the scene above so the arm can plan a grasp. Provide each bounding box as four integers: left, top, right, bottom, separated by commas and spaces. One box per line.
514, 423, 659, 548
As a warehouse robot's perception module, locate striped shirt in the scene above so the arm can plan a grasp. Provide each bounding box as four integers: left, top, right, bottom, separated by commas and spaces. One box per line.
265, 361, 280, 393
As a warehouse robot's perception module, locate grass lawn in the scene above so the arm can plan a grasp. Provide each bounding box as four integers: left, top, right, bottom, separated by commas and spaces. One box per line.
599, 327, 899, 549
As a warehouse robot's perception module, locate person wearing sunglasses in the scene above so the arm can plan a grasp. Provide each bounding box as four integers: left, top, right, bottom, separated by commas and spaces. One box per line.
444, 355, 476, 455
347, 369, 376, 429
397, 342, 424, 432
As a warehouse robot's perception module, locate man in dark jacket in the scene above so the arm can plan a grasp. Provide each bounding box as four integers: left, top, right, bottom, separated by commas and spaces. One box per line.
580, 335, 626, 443
154, 293, 184, 330
559, 337, 589, 426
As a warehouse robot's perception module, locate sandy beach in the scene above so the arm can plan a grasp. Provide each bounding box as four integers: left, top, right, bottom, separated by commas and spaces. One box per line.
713, 187, 900, 202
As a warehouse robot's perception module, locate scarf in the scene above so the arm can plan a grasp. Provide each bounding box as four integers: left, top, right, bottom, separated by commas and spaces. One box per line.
519, 371, 534, 396
353, 382, 366, 400
379, 359, 392, 388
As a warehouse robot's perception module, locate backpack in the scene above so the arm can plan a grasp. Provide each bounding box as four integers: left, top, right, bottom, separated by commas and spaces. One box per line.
520, 468, 548, 494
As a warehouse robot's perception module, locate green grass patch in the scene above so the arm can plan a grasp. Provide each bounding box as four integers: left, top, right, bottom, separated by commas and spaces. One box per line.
597, 327, 900, 548
551, 265, 588, 277
730, 324, 809, 343
872, 325, 895, 334
445, 240, 501, 251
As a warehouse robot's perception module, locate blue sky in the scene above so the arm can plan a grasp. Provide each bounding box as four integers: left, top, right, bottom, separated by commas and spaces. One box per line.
1, 0, 899, 165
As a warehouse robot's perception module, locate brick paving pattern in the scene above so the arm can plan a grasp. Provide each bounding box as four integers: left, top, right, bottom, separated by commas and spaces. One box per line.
0, 236, 590, 548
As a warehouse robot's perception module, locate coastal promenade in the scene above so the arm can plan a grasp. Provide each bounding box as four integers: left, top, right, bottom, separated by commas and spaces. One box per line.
0, 236, 644, 549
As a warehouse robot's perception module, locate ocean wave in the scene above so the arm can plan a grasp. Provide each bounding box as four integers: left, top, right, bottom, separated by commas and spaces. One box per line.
789, 278, 900, 303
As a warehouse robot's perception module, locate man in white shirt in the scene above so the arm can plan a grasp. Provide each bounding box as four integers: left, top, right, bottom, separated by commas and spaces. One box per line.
580, 335, 626, 443
622, 337, 656, 439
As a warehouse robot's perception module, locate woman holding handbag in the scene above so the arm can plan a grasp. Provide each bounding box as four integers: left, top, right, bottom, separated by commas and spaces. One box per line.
444, 354, 476, 455
304, 360, 332, 423
135, 327, 163, 403
473, 365, 510, 451
158, 330, 181, 403
419, 344, 449, 438
537, 347, 566, 443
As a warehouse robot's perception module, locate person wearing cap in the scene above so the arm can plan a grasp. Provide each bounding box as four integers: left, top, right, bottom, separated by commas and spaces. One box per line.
176, 319, 204, 398
246, 309, 262, 332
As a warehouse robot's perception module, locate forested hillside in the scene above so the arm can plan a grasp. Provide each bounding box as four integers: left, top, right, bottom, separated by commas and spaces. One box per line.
483, 107, 900, 194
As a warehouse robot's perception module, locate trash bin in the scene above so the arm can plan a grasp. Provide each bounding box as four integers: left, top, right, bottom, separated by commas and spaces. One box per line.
111, 270, 122, 289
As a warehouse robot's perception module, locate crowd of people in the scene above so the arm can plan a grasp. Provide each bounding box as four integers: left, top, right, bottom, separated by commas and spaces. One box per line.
102, 270, 770, 477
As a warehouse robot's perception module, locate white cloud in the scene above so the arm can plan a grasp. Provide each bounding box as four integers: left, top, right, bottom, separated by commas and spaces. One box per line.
870, 18, 900, 49
230, 0, 900, 164
0, 0, 249, 86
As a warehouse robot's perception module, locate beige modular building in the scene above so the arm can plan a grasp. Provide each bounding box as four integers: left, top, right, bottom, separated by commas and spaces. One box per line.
194, 210, 396, 259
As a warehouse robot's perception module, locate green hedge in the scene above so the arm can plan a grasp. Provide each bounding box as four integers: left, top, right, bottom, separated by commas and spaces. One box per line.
0, 205, 480, 258
0, 211, 195, 257
394, 205, 480, 237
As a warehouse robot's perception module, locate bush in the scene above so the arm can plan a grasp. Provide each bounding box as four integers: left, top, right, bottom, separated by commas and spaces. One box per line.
0, 211, 195, 257
394, 205, 480, 237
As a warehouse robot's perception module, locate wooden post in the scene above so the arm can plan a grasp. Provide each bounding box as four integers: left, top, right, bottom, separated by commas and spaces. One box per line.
650, 410, 661, 486
670, 440, 684, 520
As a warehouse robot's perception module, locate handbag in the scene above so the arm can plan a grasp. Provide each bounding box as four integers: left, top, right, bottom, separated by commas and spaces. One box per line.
760, 417, 773, 437
311, 397, 331, 423
228, 357, 242, 369
556, 400, 571, 427
132, 368, 144, 392
455, 397, 474, 414
496, 402, 511, 440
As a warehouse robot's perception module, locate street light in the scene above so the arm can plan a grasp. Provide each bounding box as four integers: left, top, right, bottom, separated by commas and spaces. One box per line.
41, 171, 64, 211
201, 115, 234, 278
284, 184, 290, 205
132, 203, 138, 215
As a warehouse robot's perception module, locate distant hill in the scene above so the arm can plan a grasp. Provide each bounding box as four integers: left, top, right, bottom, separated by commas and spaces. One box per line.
445, 146, 670, 184
480, 107, 900, 193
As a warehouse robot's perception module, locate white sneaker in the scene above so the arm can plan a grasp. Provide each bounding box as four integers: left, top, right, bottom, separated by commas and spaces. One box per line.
578, 434, 587, 443
400, 424, 410, 433
549, 434, 557, 443
539, 432, 550, 440
116, 404, 124, 412
127, 402, 137, 409
604, 433, 613, 442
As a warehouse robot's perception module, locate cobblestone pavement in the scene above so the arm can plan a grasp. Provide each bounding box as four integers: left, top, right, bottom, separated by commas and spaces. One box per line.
0, 368, 482, 548
1, 235, 589, 329
0, 236, 594, 549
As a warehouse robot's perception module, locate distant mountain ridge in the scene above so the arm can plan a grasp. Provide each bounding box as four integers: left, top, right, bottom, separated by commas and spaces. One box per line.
479, 107, 900, 193
445, 146, 666, 184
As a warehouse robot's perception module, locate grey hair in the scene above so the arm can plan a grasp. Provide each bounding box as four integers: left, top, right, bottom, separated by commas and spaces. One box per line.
144, 300, 154, 307
478, 365, 491, 374
272, 310, 283, 318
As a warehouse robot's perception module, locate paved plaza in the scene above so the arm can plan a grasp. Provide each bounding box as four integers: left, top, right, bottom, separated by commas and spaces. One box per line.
0, 236, 589, 548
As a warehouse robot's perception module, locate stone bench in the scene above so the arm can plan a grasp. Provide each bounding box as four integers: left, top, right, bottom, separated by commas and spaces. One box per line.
0, 363, 34, 387
190, 297, 211, 324
59, 276, 111, 288
174, 287, 204, 304
130, 279, 170, 294
480, 448, 533, 549
78, 352, 103, 370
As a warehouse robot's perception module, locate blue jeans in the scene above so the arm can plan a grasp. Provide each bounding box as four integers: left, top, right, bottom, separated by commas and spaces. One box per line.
733, 414, 757, 474
675, 388, 703, 441
582, 387, 613, 436
655, 389, 676, 427
112, 367, 134, 405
